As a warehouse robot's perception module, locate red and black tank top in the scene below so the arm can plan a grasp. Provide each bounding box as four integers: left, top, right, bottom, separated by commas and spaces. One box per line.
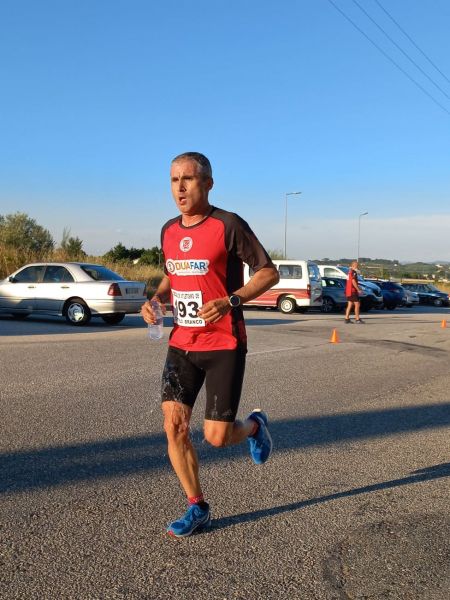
161, 206, 272, 351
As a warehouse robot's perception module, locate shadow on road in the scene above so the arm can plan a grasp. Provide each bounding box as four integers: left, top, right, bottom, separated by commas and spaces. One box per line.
0, 314, 302, 336
245, 318, 301, 326
211, 462, 450, 531
0, 314, 170, 336
1, 402, 449, 494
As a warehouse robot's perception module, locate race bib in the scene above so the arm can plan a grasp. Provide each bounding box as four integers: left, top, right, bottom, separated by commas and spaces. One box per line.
172, 290, 205, 327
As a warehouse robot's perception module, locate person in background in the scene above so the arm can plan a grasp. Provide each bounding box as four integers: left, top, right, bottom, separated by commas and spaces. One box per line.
345, 260, 363, 324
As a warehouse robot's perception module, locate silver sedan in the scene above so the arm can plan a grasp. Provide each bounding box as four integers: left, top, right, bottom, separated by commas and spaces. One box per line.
0, 262, 147, 325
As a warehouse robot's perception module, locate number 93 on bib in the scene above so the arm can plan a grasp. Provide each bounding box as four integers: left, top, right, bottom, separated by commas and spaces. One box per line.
172, 290, 205, 327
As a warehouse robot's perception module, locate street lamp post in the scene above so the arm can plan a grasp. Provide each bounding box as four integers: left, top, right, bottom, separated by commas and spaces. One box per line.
357, 211, 368, 263
284, 191, 302, 259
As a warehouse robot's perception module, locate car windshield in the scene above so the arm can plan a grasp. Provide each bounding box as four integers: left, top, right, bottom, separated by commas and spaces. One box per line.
80, 265, 124, 281
425, 284, 439, 292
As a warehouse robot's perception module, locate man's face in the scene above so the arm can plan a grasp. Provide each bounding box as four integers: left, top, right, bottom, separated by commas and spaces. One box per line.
170, 158, 213, 215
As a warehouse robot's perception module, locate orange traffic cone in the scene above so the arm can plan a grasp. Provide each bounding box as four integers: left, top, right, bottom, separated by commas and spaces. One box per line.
441, 319, 447, 329
330, 329, 340, 343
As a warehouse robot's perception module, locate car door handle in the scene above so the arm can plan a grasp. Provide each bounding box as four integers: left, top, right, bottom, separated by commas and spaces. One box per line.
60, 286, 70, 289
27, 285, 36, 289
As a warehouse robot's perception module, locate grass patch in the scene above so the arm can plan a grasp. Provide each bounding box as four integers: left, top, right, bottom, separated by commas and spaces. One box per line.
0, 244, 164, 291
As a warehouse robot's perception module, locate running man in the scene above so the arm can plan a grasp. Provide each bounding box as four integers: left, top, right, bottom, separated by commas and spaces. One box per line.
345, 260, 363, 323
141, 152, 279, 537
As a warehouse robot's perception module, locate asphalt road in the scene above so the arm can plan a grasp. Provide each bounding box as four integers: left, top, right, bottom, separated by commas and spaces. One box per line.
1, 306, 449, 600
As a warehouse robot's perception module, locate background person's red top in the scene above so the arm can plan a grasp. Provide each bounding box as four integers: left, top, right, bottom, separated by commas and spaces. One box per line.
345, 269, 358, 297
161, 206, 273, 351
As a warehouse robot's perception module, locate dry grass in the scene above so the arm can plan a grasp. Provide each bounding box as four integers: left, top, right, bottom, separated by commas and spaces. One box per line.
98, 260, 164, 289
0, 244, 164, 290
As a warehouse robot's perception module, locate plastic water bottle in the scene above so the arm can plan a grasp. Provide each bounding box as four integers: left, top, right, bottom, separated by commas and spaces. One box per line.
148, 299, 164, 340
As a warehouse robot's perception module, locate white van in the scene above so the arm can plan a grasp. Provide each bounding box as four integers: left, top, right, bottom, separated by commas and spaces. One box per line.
243, 260, 322, 314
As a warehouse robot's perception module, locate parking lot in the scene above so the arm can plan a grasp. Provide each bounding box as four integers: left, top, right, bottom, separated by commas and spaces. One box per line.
1, 305, 449, 599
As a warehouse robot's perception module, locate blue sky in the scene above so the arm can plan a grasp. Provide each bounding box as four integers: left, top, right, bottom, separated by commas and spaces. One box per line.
1, 0, 449, 262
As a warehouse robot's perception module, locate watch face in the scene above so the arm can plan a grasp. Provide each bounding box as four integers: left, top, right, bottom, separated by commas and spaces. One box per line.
230, 295, 240, 307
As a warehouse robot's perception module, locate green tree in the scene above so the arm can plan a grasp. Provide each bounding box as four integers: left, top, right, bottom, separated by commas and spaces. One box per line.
127, 247, 145, 261
60, 227, 86, 259
139, 246, 163, 266
0, 212, 54, 252
103, 242, 130, 262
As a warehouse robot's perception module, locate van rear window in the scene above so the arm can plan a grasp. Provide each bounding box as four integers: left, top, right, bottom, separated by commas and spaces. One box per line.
278, 265, 303, 279
308, 263, 321, 280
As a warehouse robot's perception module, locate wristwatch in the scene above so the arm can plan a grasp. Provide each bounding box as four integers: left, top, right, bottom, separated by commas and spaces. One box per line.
229, 294, 241, 307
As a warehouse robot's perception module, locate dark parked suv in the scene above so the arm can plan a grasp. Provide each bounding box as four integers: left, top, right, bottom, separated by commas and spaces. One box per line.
401, 283, 449, 307
366, 280, 406, 310
321, 277, 347, 312
320, 277, 383, 312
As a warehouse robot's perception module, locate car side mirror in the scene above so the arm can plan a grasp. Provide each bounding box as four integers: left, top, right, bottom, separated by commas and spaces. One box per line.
8, 276, 17, 283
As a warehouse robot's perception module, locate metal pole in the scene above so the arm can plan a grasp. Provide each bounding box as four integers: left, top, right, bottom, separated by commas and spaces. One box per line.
357, 211, 368, 262
284, 192, 301, 259
284, 194, 288, 259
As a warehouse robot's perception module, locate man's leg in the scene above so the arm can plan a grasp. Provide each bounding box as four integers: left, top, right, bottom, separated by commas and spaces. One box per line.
161, 349, 211, 537
162, 401, 202, 499
354, 300, 361, 320
345, 300, 353, 320
162, 401, 211, 537
203, 418, 256, 447
200, 349, 272, 463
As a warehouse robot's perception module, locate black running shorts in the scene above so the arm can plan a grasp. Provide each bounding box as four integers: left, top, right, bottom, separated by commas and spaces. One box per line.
346, 294, 360, 303
161, 346, 247, 422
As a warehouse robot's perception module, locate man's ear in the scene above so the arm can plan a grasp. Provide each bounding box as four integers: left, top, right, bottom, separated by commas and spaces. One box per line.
206, 177, 214, 191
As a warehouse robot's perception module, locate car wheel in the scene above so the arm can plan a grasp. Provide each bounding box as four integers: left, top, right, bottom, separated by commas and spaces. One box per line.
11, 313, 29, 320
278, 296, 296, 314
321, 297, 336, 313
386, 303, 397, 310
65, 299, 91, 326
433, 298, 443, 307
101, 313, 125, 325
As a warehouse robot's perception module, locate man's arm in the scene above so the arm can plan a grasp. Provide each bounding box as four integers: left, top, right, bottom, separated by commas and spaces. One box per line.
198, 265, 279, 324
352, 273, 361, 294
141, 275, 171, 324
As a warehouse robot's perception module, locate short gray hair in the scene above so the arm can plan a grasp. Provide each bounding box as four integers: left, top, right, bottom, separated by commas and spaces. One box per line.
171, 152, 213, 179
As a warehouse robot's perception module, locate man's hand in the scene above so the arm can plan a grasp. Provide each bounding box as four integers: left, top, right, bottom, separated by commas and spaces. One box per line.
141, 297, 167, 325
198, 297, 231, 324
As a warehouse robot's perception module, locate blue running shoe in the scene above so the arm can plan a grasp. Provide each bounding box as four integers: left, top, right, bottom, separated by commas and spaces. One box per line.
167, 504, 211, 538
247, 409, 273, 465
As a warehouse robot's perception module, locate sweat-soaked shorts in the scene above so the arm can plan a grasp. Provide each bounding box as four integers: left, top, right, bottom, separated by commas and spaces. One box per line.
161, 346, 247, 422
